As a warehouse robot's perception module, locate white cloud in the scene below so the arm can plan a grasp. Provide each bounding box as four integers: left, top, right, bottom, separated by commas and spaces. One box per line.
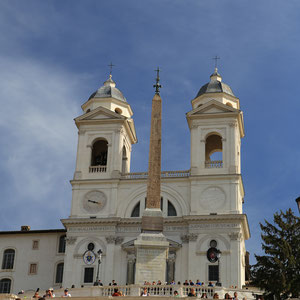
0, 57, 85, 229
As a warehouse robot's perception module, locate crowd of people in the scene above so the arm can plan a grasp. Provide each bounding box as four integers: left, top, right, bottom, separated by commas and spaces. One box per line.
31, 287, 71, 299
17, 279, 246, 299
141, 279, 215, 287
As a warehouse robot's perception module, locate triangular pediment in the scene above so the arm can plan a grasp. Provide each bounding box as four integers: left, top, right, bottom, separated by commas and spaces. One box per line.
188, 99, 238, 116
75, 106, 126, 122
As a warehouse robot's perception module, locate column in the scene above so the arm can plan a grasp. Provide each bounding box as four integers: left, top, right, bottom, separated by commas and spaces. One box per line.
105, 236, 116, 284
126, 254, 136, 284
190, 125, 198, 175
166, 253, 176, 283
187, 234, 198, 281
62, 236, 78, 287
180, 235, 189, 281
228, 232, 242, 288
228, 122, 237, 173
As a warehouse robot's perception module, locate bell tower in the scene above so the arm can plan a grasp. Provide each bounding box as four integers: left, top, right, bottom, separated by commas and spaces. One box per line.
186, 68, 245, 214
70, 74, 137, 218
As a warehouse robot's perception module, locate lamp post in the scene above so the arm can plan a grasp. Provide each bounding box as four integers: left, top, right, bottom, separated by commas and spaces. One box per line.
216, 249, 222, 286
296, 197, 300, 214
94, 249, 102, 286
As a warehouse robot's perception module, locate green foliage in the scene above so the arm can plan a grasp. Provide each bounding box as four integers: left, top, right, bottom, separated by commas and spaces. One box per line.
252, 209, 300, 300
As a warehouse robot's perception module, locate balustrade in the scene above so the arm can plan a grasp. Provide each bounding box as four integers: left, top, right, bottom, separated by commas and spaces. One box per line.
85, 284, 214, 297
205, 160, 223, 168
89, 165, 107, 173
122, 170, 190, 180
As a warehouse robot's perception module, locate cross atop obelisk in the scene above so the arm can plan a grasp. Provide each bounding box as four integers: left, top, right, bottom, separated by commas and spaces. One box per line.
153, 67, 162, 95
141, 67, 163, 232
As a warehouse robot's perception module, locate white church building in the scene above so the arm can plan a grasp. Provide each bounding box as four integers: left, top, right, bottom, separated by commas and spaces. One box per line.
0, 68, 250, 294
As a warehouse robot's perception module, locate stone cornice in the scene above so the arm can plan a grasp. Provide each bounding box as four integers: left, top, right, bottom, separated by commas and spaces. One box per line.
61, 214, 250, 240
70, 173, 244, 186
191, 92, 239, 104
123, 119, 137, 145
81, 97, 134, 116
186, 105, 245, 138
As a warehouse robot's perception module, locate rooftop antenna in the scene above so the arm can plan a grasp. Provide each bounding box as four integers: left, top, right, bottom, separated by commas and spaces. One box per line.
153, 67, 162, 95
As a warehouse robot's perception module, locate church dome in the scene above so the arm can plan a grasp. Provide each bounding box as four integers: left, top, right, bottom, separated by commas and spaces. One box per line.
195, 68, 235, 98
88, 75, 127, 102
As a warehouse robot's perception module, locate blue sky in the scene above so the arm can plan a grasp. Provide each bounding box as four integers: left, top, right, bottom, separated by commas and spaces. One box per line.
0, 0, 300, 264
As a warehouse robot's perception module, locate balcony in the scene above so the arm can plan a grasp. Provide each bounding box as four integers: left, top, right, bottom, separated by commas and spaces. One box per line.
205, 160, 223, 168
89, 165, 107, 173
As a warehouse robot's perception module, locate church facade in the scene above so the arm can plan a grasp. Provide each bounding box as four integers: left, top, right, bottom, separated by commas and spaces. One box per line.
0, 69, 250, 294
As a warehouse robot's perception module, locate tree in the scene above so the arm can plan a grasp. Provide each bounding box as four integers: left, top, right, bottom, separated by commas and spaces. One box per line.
252, 209, 300, 300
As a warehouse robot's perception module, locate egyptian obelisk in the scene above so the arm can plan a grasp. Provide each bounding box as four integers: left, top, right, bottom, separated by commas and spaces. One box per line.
134, 68, 169, 284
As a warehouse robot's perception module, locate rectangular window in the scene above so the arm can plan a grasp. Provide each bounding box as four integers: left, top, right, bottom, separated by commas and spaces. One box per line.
32, 240, 39, 250
29, 263, 37, 275
208, 265, 219, 281
55, 263, 64, 283
2, 250, 15, 269
58, 235, 66, 253
0, 279, 11, 293
84, 267, 94, 283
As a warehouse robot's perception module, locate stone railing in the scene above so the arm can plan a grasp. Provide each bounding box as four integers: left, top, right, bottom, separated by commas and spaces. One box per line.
66, 285, 215, 297
17, 285, 260, 299
122, 170, 190, 180
205, 160, 223, 168
89, 165, 107, 173
68, 285, 214, 297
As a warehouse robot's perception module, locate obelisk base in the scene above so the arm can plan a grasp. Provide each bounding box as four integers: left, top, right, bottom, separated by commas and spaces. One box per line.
134, 232, 169, 284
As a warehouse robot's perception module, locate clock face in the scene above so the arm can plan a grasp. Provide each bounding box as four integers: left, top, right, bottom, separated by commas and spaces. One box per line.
83, 250, 96, 265
82, 190, 107, 213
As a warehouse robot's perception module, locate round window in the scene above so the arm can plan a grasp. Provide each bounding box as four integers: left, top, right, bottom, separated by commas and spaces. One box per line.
87, 242, 95, 251
210, 240, 217, 248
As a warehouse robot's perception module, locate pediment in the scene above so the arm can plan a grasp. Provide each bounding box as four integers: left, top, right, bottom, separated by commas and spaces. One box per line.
188, 100, 238, 116
75, 106, 126, 122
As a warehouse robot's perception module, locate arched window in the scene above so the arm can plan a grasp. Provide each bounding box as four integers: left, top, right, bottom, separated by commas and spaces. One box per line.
58, 235, 66, 253
205, 134, 223, 168
2, 249, 15, 270
167, 201, 177, 216
131, 202, 140, 217
0, 278, 11, 293
122, 146, 128, 174
91, 140, 108, 166
55, 263, 64, 284
130, 199, 177, 217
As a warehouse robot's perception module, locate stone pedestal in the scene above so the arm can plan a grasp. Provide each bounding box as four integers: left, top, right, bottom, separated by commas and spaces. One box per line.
134, 232, 169, 284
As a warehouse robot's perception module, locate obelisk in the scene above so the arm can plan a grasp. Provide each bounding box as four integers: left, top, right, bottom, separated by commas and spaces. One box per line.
134, 68, 169, 284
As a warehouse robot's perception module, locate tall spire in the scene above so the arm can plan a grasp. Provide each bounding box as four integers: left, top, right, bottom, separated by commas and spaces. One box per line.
141, 68, 163, 232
